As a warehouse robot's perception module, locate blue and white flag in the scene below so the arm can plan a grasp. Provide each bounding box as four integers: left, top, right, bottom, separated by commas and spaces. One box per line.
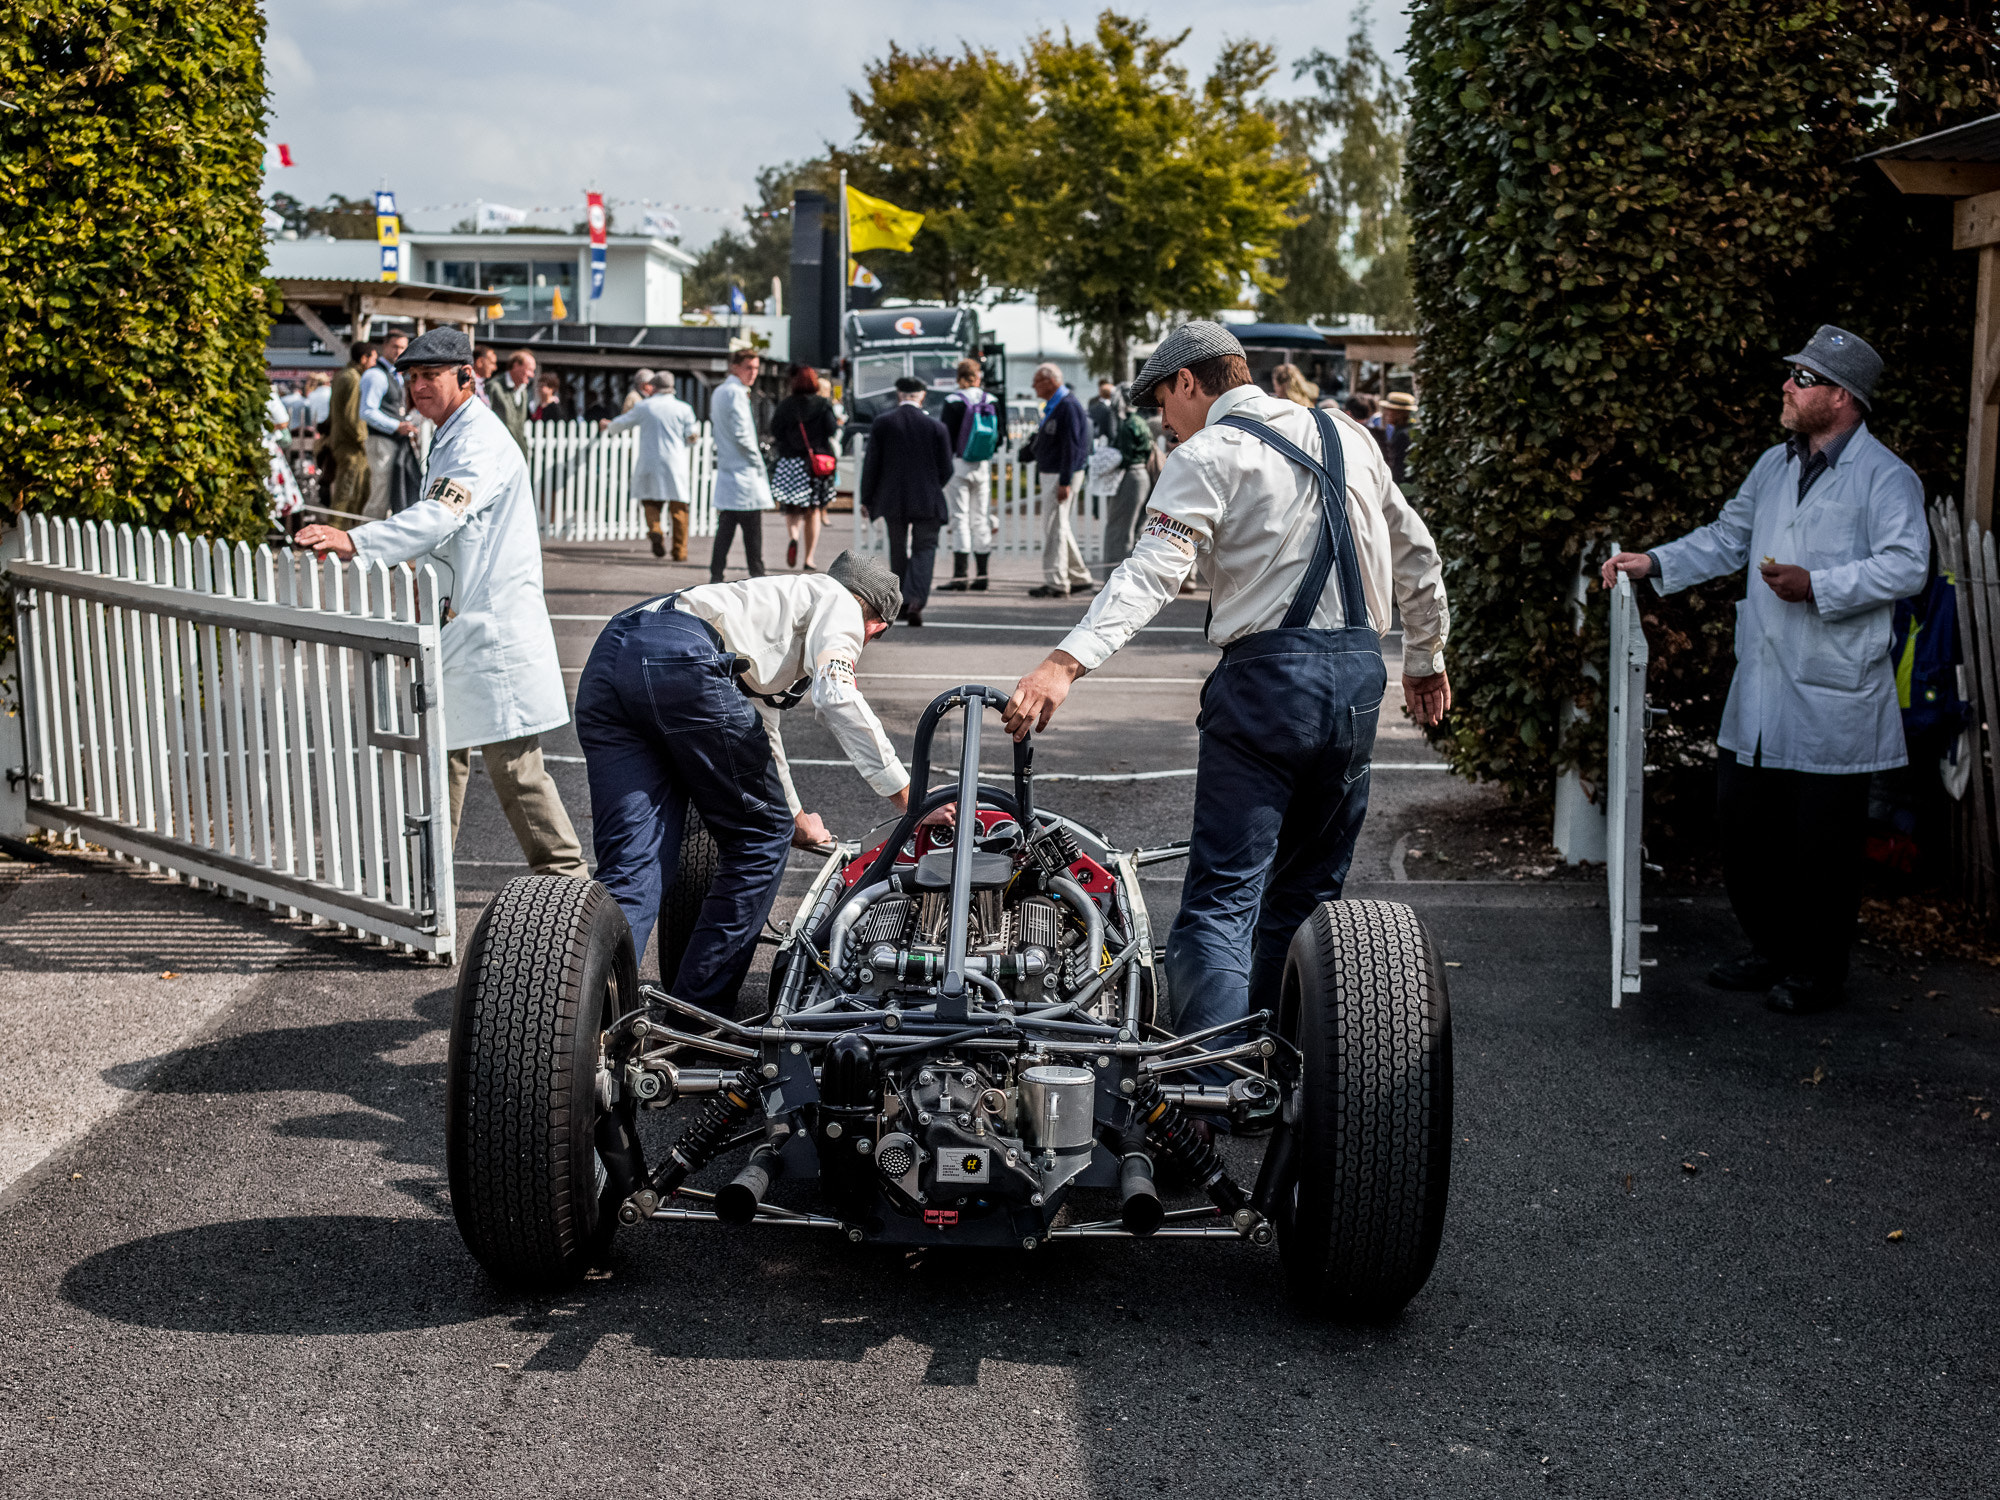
727, 284, 747, 314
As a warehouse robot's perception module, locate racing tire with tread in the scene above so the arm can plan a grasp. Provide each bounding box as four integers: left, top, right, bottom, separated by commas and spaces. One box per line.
446, 876, 639, 1291
659, 810, 720, 989
1276, 898, 1451, 1322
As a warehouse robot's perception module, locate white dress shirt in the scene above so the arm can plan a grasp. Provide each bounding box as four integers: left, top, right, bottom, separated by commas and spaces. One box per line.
668, 573, 908, 814
604, 391, 700, 503
1059, 386, 1449, 676
709, 375, 773, 512
349, 398, 569, 750
358, 365, 405, 437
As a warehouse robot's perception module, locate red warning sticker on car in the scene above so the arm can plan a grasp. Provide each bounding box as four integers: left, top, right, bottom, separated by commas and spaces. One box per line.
923, 1209, 959, 1227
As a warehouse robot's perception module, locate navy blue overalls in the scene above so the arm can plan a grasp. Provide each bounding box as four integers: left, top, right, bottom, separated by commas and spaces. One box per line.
574, 595, 794, 1005
1163, 407, 1388, 1050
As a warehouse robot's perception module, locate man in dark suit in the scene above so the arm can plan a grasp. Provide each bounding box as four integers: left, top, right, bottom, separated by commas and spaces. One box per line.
860, 375, 953, 626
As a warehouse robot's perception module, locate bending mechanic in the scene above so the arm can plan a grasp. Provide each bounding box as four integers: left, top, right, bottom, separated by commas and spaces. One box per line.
576, 551, 913, 1005
1003, 321, 1452, 1053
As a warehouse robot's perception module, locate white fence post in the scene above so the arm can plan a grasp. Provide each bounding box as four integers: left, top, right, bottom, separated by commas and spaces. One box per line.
1, 517, 30, 844
528, 418, 720, 543
1606, 571, 1651, 1006
0, 513, 456, 959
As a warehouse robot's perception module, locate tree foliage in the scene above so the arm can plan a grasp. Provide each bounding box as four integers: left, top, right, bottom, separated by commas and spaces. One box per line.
1263, 16, 1414, 327
0, 0, 274, 536
1407, 0, 2000, 798
1012, 15, 1308, 377
268, 191, 376, 240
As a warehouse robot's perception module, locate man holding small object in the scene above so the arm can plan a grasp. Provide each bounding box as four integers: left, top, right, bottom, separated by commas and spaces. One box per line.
1602, 324, 1927, 1014
294, 327, 587, 880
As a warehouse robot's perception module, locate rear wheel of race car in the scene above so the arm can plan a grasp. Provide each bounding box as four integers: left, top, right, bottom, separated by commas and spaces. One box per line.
1276, 899, 1451, 1322
447, 877, 639, 1291
658, 810, 720, 989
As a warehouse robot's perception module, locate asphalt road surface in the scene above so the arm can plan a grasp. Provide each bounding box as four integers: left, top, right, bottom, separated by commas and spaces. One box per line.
2, 541, 1997, 1497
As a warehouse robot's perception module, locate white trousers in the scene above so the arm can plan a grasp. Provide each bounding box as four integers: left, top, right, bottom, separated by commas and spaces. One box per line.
945, 457, 994, 554
1039, 469, 1093, 589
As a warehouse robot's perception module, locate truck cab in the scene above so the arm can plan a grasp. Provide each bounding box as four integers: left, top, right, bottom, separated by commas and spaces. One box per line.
844, 306, 1005, 445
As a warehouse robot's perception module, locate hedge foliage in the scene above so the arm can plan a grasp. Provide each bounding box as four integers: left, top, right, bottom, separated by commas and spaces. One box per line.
1407, 1, 2000, 797
0, 1, 274, 538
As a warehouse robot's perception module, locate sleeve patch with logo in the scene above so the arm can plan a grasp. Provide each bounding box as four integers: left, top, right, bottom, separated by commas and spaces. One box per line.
1140, 510, 1201, 558
426, 477, 474, 516
818, 654, 858, 691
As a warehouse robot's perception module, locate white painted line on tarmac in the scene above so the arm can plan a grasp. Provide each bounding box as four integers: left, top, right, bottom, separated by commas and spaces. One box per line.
547, 613, 1207, 633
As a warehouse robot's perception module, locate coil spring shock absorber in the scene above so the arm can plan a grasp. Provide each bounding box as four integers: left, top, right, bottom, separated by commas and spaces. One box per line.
1130, 1074, 1256, 1229
619, 1065, 762, 1223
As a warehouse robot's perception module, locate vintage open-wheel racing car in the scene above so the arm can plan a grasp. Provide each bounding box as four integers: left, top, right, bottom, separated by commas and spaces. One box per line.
445, 687, 1451, 1320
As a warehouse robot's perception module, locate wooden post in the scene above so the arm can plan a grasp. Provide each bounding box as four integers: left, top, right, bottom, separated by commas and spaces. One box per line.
1967, 246, 2000, 531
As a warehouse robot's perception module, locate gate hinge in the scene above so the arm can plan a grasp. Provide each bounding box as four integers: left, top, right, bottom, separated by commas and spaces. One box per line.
410, 681, 431, 713
5, 766, 43, 792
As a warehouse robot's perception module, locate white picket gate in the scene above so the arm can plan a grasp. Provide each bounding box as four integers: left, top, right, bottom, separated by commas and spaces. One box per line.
1, 513, 456, 958
1605, 570, 1651, 1006
529, 419, 718, 542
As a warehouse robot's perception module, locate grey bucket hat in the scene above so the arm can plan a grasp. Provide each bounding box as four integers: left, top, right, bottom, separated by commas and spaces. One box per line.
826, 549, 903, 626
1786, 324, 1882, 410
394, 326, 476, 370
1125, 321, 1247, 407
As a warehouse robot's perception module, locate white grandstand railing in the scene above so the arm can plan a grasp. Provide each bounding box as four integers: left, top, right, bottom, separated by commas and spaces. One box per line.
0, 513, 455, 958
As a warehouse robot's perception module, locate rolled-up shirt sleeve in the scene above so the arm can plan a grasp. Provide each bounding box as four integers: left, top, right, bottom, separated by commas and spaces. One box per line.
1382, 478, 1449, 677
1057, 450, 1219, 670
805, 602, 908, 799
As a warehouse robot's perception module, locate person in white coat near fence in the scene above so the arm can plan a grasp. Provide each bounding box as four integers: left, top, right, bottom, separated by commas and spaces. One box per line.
294, 328, 589, 879
600, 372, 699, 561
708, 345, 772, 581
1603, 324, 1927, 1016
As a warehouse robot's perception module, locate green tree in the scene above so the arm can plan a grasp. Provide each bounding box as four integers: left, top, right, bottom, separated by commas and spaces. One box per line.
832, 44, 1031, 304
0, 0, 274, 536
1406, 0, 2000, 799
1263, 16, 1413, 327
1013, 13, 1309, 377
269, 192, 376, 240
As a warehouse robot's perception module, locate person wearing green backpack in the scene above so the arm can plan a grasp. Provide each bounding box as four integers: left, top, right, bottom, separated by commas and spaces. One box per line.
1100, 407, 1158, 569
939, 357, 1002, 591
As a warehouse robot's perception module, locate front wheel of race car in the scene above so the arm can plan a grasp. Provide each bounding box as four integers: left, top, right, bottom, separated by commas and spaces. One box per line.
446, 876, 639, 1291
1276, 899, 1451, 1322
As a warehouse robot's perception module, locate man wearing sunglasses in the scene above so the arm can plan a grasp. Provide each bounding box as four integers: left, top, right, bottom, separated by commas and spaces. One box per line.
1602, 325, 1926, 1015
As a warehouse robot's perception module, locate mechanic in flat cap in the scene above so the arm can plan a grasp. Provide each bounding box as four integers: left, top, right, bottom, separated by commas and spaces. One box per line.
295, 327, 588, 880
575, 551, 914, 1003
1004, 321, 1451, 1060
1603, 325, 1927, 1015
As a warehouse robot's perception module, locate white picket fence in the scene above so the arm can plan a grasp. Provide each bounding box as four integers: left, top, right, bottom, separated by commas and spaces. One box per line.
529, 420, 720, 542
528, 419, 1114, 562
1, 514, 456, 958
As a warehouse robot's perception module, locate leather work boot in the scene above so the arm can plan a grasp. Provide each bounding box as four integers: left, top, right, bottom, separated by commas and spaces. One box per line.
1765, 976, 1845, 1015
1705, 952, 1784, 992
970, 553, 990, 590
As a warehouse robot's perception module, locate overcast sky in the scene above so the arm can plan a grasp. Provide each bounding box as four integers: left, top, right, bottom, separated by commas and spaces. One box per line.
262, 1, 1408, 248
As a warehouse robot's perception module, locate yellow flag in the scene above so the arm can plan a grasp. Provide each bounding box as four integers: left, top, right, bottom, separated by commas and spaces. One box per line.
847, 186, 923, 253
550, 286, 568, 321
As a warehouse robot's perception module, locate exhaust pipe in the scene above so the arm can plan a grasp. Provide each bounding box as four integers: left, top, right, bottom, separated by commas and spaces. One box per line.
1119, 1152, 1164, 1236
715, 1144, 785, 1225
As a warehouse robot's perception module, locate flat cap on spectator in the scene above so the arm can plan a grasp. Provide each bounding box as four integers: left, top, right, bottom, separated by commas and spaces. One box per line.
1125, 321, 1245, 407
395, 327, 475, 369
632, 366, 656, 388
826, 549, 902, 626
1785, 324, 1883, 410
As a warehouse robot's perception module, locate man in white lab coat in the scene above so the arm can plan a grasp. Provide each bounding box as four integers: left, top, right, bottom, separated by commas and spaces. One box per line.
295, 328, 588, 879
708, 345, 772, 580
600, 372, 699, 561
1603, 325, 1927, 1014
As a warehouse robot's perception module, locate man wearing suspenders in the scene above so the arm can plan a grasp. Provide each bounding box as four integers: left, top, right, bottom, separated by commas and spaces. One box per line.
1003, 322, 1452, 1052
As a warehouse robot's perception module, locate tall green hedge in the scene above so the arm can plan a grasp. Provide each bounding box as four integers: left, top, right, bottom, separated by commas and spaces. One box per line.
0, 1, 274, 537
1407, 1, 2000, 798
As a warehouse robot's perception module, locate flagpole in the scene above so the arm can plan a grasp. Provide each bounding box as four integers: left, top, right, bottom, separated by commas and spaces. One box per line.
837, 169, 848, 381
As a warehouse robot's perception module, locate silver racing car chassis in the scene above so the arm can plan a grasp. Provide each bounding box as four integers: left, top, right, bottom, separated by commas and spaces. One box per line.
445, 687, 1453, 1321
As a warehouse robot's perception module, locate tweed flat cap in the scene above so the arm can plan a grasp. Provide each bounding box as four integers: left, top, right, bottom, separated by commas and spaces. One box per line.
826, 549, 903, 626
394, 327, 475, 369
1125, 321, 1246, 406
1786, 324, 1882, 410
